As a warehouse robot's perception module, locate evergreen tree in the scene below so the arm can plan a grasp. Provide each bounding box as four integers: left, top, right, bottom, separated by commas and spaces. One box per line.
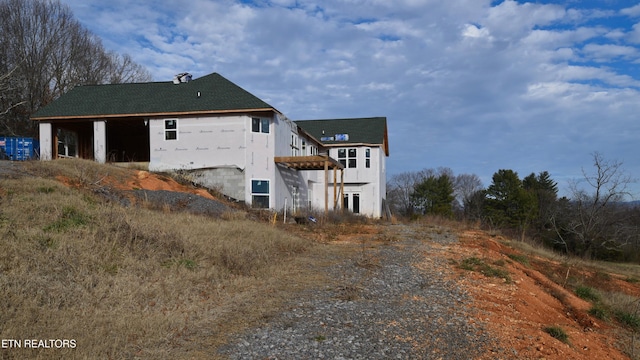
484, 169, 537, 239
411, 174, 455, 217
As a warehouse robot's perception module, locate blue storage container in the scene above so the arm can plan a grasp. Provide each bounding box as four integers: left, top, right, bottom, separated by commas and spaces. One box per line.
0, 137, 39, 161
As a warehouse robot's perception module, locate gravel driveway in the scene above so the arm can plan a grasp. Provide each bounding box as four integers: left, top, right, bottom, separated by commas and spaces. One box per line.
219, 224, 494, 359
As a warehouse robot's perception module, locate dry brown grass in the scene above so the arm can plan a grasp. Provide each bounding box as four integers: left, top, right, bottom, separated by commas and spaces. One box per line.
0, 160, 334, 359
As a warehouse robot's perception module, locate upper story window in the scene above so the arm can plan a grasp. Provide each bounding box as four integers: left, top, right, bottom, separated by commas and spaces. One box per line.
252, 117, 270, 133
290, 133, 299, 156
338, 148, 357, 168
365, 148, 371, 168
165, 119, 177, 140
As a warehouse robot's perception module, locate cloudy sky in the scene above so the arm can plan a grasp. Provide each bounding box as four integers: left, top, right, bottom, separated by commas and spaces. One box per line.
64, 0, 640, 197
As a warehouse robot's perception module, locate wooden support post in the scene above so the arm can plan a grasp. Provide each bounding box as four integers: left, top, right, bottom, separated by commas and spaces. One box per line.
333, 165, 338, 210
340, 168, 344, 212
324, 159, 329, 215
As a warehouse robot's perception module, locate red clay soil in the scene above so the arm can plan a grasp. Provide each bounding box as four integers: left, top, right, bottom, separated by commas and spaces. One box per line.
56, 169, 217, 200
120, 170, 216, 200
454, 230, 633, 360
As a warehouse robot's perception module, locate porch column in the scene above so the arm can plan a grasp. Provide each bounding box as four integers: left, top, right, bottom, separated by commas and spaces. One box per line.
333, 166, 338, 210
38, 122, 53, 160
324, 159, 329, 215
340, 168, 344, 212
93, 120, 106, 163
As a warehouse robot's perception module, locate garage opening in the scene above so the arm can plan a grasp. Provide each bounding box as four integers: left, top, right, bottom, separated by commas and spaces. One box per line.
106, 120, 149, 162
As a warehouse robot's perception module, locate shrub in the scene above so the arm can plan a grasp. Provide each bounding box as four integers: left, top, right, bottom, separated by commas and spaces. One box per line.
507, 253, 529, 266
588, 305, 609, 320
614, 310, 640, 331
575, 286, 600, 302
459, 257, 511, 283
544, 326, 569, 343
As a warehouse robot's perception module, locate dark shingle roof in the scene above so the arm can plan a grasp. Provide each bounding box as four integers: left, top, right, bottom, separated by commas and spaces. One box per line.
296, 117, 389, 156
31, 73, 276, 120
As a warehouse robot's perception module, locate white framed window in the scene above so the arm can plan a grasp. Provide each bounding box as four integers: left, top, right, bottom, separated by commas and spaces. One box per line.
338, 148, 357, 168
251, 117, 270, 133
251, 179, 270, 208
365, 148, 371, 168
165, 119, 177, 140
290, 133, 299, 156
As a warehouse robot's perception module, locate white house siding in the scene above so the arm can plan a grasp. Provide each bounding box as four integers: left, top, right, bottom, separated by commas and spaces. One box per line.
148, 115, 247, 172
244, 114, 278, 208
319, 145, 385, 217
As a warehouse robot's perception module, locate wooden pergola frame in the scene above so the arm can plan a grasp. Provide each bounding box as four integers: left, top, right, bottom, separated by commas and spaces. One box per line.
274, 155, 344, 215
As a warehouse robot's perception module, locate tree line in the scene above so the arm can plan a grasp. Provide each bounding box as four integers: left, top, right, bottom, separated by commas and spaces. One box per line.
0, 0, 152, 137
387, 152, 640, 263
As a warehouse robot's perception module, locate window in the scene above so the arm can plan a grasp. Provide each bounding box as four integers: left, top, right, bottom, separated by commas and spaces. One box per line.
365, 148, 371, 168
353, 194, 360, 214
337, 148, 357, 168
57, 128, 78, 158
343, 193, 360, 214
301, 140, 306, 155
251, 180, 269, 208
348, 149, 356, 168
338, 149, 346, 167
291, 133, 299, 156
165, 119, 177, 140
252, 117, 270, 133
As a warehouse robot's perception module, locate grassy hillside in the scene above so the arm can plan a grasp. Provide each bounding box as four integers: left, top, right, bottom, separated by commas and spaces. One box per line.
0, 159, 329, 359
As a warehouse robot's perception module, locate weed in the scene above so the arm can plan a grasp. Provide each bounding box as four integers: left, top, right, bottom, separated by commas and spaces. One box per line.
37, 236, 58, 250
544, 326, 569, 343
575, 286, 600, 302
588, 304, 609, 320
460, 257, 483, 271
336, 284, 362, 301
594, 271, 611, 281
44, 206, 91, 232
459, 257, 511, 283
625, 277, 639, 283
162, 258, 198, 270
37, 186, 55, 193
101, 263, 119, 275
314, 335, 326, 342
614, 310, 640, 331
507, 253, 529, 266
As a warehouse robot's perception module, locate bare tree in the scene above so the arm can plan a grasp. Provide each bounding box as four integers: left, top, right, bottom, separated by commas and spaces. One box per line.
0, 0, 152, 136
551, 152, 636, 259
387, 167, 483, 217
453, 173, 483, 209
387, 171, 422, 216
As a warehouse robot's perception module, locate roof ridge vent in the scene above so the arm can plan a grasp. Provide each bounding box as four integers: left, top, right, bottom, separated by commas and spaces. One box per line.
173, 72, 192, 84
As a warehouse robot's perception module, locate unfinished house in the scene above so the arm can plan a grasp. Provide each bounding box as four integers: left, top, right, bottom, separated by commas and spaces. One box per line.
31, 72, 389, 217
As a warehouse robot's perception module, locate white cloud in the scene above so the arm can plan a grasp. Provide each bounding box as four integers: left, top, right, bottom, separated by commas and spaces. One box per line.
621, 4, 640, 17
62, 0, 640, 197
581, 43, 639, 62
